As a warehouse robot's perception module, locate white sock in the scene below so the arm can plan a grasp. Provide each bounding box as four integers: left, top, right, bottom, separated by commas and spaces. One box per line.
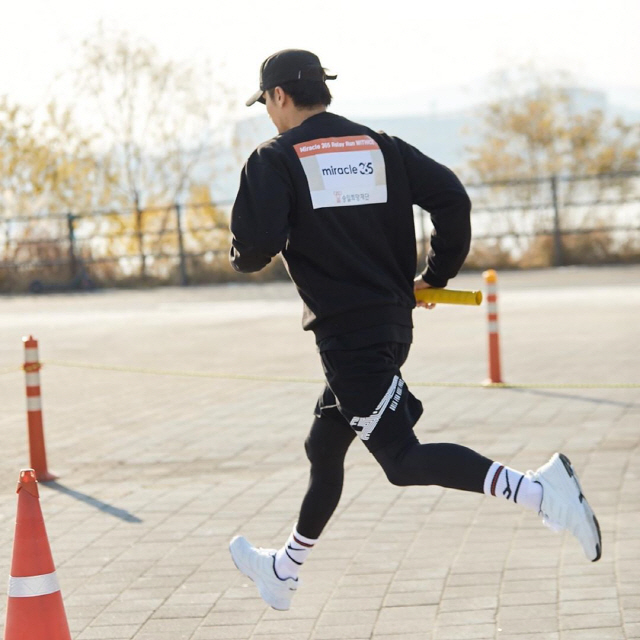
274, 525, 317, 580
483, 462, 542, 513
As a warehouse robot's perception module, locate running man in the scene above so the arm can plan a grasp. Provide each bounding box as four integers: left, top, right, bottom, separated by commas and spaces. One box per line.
228, 49, 601, 611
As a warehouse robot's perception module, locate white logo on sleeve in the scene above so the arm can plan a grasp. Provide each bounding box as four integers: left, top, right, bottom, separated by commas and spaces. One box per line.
294, 135, 388, 209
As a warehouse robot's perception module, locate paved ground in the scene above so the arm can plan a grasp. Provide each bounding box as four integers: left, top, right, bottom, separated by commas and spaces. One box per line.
0, 265, 638, 639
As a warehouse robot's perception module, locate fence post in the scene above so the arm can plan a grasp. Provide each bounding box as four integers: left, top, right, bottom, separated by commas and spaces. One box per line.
22, 336, 57, 482
66, 213, 78, 281
483, 269, 503, 385
175, 203, 188, 286
134, 199, 146, 278
550, 175, 564, 266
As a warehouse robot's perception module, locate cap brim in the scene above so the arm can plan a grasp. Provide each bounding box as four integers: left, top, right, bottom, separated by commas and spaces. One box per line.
246, 89, 265, 107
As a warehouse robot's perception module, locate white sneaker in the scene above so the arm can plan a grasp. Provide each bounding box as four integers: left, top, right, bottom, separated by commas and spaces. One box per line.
530, 452, 602, 562
229, 535, 299, 610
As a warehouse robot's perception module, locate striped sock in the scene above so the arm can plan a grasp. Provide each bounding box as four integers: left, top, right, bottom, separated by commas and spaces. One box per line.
483, 462, 542, 513
274, 525, 317, 580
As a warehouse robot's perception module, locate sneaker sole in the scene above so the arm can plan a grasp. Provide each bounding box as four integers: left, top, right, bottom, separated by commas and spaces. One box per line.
559, 454, 602, 562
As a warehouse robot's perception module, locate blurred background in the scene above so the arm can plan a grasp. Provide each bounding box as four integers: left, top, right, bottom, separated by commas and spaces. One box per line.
1, 0, 639, 292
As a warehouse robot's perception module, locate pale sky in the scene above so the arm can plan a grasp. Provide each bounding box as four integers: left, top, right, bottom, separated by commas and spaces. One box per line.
1, 0, 639, 120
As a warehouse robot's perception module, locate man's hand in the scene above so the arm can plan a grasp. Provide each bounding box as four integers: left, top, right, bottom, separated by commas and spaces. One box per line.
414, 276, 436, 310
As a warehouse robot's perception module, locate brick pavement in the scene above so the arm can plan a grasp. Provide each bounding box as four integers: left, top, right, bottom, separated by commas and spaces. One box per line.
0, 265, 638, 639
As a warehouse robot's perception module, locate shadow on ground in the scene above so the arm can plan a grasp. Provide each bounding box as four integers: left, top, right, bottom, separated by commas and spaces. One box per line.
42, 481, 142, 523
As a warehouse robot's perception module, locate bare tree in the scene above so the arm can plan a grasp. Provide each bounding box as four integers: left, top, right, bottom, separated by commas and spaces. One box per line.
0, 97, 113, 217
75, 24, 230, 276
467, 68, 640, 180
463, 66, 640, 261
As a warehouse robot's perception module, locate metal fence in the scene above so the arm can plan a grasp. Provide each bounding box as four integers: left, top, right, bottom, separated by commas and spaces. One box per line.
1, 171, 639, 292
0, 201, 234, 292
462, 171, 640, 267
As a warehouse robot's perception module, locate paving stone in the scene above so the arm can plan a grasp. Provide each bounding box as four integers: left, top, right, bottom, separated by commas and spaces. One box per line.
0, 268, 637, 639
498, 616, 558, 634
77, 626, 143, 640
433, 623, 496, 639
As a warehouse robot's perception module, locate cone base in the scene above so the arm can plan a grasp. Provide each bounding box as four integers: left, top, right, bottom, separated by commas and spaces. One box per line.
4, 592, 71, 640
33, 470, 58, 483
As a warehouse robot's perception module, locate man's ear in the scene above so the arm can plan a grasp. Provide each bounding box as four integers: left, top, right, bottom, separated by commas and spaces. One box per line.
274, 86, 287, 106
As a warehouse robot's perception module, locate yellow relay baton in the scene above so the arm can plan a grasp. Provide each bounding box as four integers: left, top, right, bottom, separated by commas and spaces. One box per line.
415, 288, 483, 306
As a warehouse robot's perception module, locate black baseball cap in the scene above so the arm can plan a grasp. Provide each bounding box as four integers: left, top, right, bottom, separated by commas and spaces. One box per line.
246, 49, 337, 106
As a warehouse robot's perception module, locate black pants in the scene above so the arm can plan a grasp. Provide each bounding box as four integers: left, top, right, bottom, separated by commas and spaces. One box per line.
297, 342, 493, 539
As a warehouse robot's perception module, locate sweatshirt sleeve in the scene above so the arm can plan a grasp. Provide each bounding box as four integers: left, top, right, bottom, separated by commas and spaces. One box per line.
229, 145, 293, 273
394, 137, 471, 288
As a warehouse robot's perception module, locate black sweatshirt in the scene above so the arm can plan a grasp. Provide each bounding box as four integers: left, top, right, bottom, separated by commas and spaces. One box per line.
230, 112, 471, 347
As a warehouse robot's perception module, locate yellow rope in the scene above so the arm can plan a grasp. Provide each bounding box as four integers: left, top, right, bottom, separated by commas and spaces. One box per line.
32, 360, 639, 390
2, 360, 638, 389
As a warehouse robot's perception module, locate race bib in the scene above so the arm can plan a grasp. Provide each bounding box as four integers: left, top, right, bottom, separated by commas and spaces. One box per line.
294, 135, 388, 209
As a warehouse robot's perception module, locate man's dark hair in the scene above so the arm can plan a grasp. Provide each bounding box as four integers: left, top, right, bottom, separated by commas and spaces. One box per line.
268, 80, 332, 108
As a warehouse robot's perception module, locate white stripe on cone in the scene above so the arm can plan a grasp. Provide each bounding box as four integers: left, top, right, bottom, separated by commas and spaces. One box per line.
25, 372, 40, 386
26, 397, 42, 411
8, 571, 60, 597
488, 321, 499, 333
24, 348, 39, 362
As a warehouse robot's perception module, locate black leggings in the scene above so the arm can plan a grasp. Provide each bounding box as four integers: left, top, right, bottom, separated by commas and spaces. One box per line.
297, 414, 493, 539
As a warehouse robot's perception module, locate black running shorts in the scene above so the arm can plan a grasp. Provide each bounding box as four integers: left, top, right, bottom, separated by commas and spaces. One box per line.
314, 342, 423, 452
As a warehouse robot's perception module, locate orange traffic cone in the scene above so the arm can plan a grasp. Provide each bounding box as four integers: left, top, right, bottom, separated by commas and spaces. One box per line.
4, 469, 71, 640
